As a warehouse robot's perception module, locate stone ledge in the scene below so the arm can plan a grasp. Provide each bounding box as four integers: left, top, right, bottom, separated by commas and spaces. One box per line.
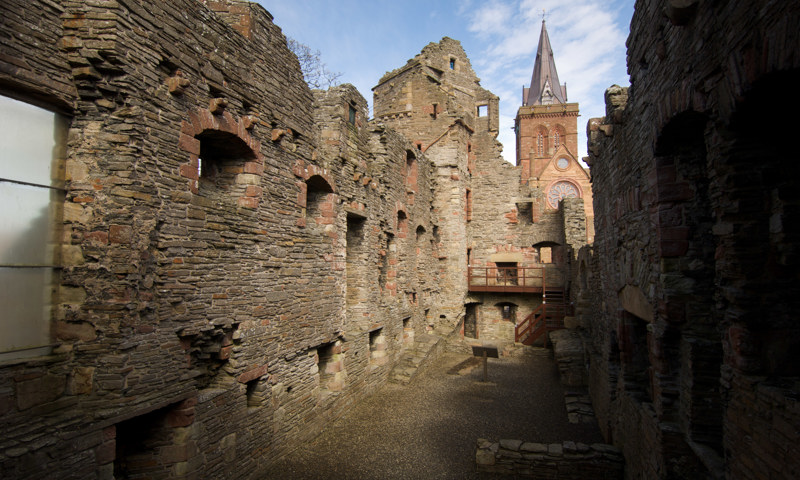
476, 438, 624, 478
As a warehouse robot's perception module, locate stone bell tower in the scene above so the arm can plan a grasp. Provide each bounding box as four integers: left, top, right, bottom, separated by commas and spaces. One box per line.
515, 19, 593, 241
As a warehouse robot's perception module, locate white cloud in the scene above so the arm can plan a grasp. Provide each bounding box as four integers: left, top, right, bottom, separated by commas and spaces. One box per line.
468, 1, 515, 37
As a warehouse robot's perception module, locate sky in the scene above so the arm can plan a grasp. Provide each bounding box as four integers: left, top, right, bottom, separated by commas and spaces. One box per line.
258, 0, 634, 164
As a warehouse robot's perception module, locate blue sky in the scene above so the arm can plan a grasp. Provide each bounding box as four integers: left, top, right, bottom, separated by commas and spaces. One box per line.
258, 0, 634, 163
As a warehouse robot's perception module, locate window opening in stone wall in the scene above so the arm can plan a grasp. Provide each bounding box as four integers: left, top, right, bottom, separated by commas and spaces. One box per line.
431, 225, 442, 260
0, 95, 67, 360
716, 73, 800, 380
305, 175, 334, 225
415, 225, 426, 274
621, 311, 652, 403
196, 130, 256, 191
477, 105, 488, 117
246, 378, 265, 408
397, 210, 408, 238
379, 232, 394, 290
465, 188, 473, 221
464, 303, 478, 338
467, 142, 474, 174
449, 58, 456, 70
536, 127, 548, 156
115, 402, 192, 479
655, 111, 721, 456
369, 328, 386, 365
317, 341, 343, 392
540, 246, 552, 263
346, 214, 366, 308
496, 262, 518, 286
516, 201, 533, 225
402, 316, 414, 346
431, 103, 438, 120
348, 103, 356, 125
406, 150, 418, 192
498, 302, 517, 323
547, 180, 580, 209
553, 130, 560, 149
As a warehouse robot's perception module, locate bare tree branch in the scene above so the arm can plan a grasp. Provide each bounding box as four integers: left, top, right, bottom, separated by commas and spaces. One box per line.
287, 37, 342, 89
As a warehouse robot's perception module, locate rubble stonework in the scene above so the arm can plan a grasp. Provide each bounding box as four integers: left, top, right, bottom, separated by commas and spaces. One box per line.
0, 1, 446, 478
475, 438, 624, 478
7, 0, 796, 478
583, 0, 800, 478
0, 0, 588, 476
372, 35, 591, 345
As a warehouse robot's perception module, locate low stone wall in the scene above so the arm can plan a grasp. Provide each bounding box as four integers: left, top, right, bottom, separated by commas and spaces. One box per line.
549, 328, 587, 387
476, 438, 624, 478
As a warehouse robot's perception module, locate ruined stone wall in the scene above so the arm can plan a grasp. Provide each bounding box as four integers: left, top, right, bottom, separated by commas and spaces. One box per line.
468, 146, 565, 259
372, 36, 584, 343
373, 37, 494, 149
467, 294, 541, 343
465, 150, 567, 342
561, 197, 587, 259
0, 1, 442, 479
586, 0, 800, 478
373, 38, 494, 329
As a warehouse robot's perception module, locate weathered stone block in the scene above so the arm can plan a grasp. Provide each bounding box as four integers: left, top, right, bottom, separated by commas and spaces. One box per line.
16, 374, 66, 411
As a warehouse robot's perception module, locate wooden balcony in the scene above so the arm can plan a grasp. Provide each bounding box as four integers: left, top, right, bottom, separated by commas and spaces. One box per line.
467, 265, 564, 293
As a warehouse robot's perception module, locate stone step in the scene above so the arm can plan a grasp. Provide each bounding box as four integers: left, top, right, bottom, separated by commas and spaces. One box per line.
389, 334, 443, 384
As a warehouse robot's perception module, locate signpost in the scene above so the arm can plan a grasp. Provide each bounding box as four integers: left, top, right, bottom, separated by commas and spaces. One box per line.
470, 344, 499, 382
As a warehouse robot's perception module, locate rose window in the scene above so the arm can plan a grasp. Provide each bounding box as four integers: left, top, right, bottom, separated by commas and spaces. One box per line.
547, 181, 579, 208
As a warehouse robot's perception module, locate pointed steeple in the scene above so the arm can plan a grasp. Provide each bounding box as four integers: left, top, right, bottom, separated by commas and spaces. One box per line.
523, 20, 567, 106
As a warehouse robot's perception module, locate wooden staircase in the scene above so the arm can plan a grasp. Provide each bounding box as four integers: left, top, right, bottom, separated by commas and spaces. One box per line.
514, 289, 571, 346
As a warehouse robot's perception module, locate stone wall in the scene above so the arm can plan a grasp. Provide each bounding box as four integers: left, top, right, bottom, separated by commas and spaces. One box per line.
584, 0, 800, 478
476, 438, 624, 478
373, 37, 513, 331
0, 1, 444, 478
373, 38, 483, 328
1, 1, 600, 478
466, 294, 541, 343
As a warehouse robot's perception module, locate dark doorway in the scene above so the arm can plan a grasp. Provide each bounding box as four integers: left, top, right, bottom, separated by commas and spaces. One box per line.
464, 304, 478, 338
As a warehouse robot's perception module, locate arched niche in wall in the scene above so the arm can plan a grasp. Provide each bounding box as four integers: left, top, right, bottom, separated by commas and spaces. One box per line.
178, 106, 264, 208
720, 70, 800, 378
396, 209, 409, 238
305, 174, 335, 226
405, 150, 418, 192
653, 110, 722, 454
414, 225, 427, 270
196, 130, 257, 192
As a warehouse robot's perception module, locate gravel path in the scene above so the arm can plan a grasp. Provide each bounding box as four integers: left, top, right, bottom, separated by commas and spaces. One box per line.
261, 346, 603, 479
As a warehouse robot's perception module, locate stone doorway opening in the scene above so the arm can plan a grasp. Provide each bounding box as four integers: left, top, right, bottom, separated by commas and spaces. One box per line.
464, 303, 479, 338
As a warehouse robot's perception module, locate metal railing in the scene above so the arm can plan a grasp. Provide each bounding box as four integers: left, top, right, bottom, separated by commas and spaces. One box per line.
467, 265, 564, 293
514, 301, 573, 346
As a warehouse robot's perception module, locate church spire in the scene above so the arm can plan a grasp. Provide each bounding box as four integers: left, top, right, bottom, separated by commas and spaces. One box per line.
523, 19, 567, 106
